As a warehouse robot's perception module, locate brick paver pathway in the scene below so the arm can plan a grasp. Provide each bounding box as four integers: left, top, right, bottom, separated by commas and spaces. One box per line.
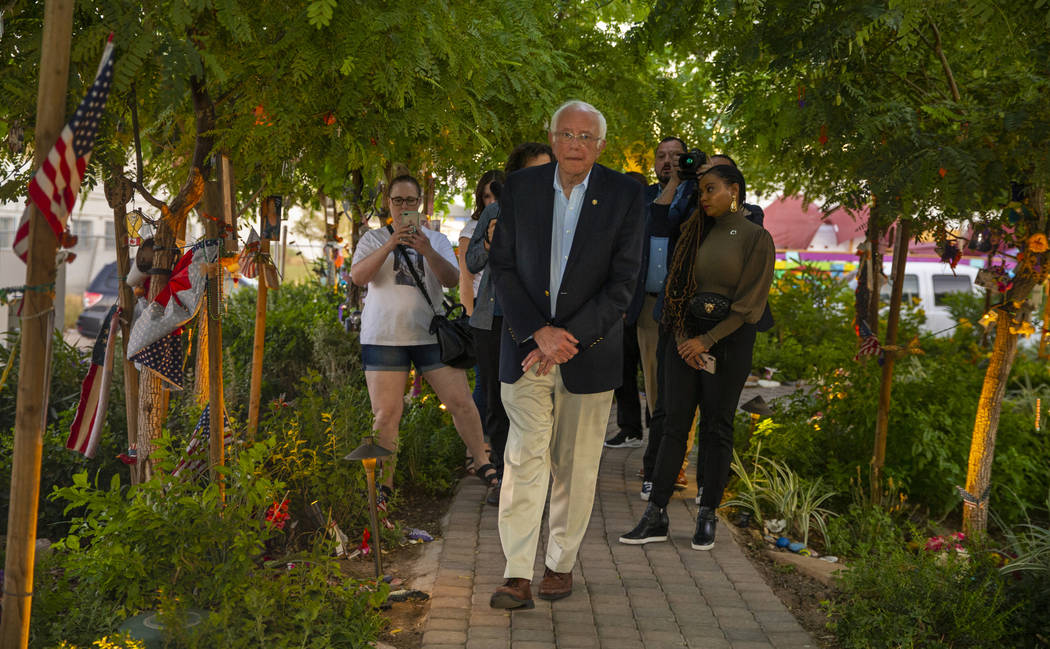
420, 397, 816, 649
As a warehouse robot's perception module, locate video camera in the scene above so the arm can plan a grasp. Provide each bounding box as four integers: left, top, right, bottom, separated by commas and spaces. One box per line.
677, 149, 708, 181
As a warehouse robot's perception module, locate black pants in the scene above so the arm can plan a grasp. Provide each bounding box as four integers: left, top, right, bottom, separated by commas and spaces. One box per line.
473, 317, 509, 476
650, 325, 756, 509
614, 322, 643, 437
642, 329, 670, 480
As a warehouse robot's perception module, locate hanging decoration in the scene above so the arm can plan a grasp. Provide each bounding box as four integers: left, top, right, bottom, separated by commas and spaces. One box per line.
67, 306, 120, 458
238, 228, 261, 278
126, 239, 222, 390
819, 124, 828, 146
797, 85, 806, 108
853, 319, 883, 364
172, 403, 234, 478
934, 233, 962, 271
126, 208, 146, 246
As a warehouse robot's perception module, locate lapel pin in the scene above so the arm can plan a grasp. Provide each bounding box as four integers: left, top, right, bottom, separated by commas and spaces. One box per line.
592, 199, 598, 205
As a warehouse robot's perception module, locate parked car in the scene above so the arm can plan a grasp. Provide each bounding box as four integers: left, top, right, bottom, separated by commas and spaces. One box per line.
76, 262, 119, 338
879, 261, 980, 334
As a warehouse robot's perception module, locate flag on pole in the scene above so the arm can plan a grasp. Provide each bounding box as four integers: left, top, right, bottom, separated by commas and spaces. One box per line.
854, 319, 883, 362
67, 305, 119, 457
173, 403, 234, 478
12, 34, 116, 262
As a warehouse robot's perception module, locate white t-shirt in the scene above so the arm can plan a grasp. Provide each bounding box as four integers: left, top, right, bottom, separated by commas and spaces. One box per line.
353, 226, 457, 345
459, 219, 483, 294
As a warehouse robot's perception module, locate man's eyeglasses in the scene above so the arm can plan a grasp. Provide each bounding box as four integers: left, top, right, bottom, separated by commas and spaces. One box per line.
391, 196, 421, 207
551, 131, 602, 147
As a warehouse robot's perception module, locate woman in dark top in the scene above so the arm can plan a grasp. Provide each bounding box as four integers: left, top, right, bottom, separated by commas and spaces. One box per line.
619, 164, 774, 550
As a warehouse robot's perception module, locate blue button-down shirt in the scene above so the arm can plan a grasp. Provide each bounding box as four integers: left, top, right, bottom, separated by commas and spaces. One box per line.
550, 166, 591, 316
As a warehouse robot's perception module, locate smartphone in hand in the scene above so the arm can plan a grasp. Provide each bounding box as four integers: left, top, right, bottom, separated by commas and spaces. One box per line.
699, 352, 716, 374
402, 210, 421, 230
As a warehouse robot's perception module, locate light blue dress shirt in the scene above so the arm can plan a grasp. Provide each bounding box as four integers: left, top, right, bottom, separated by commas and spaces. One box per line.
550, 165, 592, 316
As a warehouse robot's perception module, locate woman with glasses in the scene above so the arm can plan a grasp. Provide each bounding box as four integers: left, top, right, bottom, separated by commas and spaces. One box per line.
350, 174, 498, 500
618, 164, 774, 551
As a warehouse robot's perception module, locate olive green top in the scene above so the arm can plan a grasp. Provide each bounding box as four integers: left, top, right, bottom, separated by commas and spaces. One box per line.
690, 208, 775, 348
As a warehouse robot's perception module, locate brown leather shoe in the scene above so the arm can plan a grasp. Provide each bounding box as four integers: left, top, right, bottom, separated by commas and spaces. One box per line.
490, 578, 534, 610
537, 567, 573, 601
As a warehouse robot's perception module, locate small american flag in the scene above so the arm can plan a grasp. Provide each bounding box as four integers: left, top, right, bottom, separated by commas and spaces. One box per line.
173, 404, 234, 478
854, 319, 883, 361
12, 35, 115, 262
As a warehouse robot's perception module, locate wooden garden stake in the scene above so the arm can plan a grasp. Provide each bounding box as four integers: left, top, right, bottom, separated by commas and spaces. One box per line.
1, 1, 72, 645
247, 196, 277, 440
872, 219, 910, 499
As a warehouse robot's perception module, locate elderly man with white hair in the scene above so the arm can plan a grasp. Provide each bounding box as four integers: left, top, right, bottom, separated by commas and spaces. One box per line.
487, 100, 644, 609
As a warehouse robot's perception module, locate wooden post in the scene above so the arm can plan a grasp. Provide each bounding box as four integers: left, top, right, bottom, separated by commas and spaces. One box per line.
202, 159, 230, 488
247, 197, 275, 440
104, 172, 141, 484
871, 220, 911, 498
1, 1, 73, 646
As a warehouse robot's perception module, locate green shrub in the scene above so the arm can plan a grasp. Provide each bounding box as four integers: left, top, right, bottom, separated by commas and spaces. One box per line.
1, 332, 128, 538
746, 267, 1049, 526
29, 437, 385, 649
829, 540, 1016, 649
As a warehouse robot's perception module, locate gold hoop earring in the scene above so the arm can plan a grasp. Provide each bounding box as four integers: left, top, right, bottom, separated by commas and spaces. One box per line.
730, 197, 738, 212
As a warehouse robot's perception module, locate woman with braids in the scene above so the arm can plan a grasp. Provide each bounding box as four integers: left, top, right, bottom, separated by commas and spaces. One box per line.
619, 164, 774, 550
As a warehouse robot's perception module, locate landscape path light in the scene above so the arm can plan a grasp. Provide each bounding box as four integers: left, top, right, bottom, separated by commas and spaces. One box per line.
345, 435, 393, 580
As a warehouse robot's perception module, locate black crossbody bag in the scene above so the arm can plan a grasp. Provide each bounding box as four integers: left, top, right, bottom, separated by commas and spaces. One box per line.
389, 227, 476, 369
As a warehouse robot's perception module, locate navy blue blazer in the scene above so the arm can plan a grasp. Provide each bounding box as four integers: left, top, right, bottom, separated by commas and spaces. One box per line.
488, 162, 645, 393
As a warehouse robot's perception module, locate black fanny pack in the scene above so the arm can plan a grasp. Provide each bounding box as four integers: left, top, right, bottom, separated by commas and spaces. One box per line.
685, 292, 731, 335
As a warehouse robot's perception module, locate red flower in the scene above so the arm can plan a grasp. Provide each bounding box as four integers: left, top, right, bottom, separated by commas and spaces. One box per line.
265, 500, 290, 530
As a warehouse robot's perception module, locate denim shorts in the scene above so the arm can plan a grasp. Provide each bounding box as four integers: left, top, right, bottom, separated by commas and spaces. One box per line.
361, 343, 444, 372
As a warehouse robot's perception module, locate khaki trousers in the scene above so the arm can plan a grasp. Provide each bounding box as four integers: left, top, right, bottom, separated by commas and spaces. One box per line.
498, 365, 614, 579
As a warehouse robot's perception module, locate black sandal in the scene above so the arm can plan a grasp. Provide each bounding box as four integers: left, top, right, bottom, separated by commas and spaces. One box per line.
475, 463, 499, 488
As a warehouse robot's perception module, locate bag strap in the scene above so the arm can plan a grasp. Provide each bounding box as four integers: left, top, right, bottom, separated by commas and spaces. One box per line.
387, 225, 449, 314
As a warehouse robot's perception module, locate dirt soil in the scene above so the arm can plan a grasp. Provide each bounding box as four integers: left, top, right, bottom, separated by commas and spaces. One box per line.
338, 488, 452, 649
726, 520, 841, 649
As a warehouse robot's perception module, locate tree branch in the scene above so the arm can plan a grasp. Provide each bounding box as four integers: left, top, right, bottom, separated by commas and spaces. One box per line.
927, 14, 962, 103
126, 177, 167, 210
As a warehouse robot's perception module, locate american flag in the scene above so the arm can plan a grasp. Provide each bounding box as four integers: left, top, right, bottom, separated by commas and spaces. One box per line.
12, 35, 115, 262
854, 319, 883, 361
67, 305, 119, 458
173, 404, 234, 478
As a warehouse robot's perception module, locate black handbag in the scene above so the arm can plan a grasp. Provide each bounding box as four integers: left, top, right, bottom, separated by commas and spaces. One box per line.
685, 292, 731, 335
393, 238, 477, 369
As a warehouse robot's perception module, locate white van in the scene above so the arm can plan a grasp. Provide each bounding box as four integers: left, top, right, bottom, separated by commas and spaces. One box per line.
879, 261, 981, 334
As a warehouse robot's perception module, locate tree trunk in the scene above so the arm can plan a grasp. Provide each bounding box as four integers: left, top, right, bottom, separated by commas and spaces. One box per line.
103, 172, 141, 484
1, 2, 73, 645
963, 187, 1045, 535
963, 312, 1019, 534
134, 76, 212, 477
349, 169, 365, 308
872, 220, 910, 498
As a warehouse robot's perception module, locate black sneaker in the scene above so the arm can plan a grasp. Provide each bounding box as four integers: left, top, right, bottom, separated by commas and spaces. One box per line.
619, 502, 669, 544
605, 431, 644, 448
691, 506, 717, 551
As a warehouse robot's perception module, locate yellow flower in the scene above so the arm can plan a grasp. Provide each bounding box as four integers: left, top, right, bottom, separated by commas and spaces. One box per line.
1028, 233, 1049, 253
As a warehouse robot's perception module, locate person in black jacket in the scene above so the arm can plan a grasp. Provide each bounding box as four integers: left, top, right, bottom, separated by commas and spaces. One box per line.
487, 100, 643, 610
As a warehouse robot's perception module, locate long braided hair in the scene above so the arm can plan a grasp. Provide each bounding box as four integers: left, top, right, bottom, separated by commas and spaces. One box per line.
661, 207, 705, 336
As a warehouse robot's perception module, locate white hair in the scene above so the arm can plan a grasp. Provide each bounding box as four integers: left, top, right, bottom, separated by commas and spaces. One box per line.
548, 100, 607, 139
